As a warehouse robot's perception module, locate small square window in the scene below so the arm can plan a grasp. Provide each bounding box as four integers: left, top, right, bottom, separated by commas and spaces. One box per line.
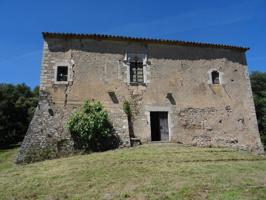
57, 66, 68, 82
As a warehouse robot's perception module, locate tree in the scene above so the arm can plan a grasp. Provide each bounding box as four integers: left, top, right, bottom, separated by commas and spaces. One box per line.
250, 71, 266, 148
67, 100, 119, 151
0, 83, 39, 148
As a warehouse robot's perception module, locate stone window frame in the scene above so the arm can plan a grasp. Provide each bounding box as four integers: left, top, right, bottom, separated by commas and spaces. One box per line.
144, 105, 173, 142
124, 53, 148, 85
207, 69, 224, 85
53, 61, 73, 85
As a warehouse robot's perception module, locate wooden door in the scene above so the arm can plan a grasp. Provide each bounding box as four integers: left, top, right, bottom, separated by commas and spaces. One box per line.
159, 112, 169, 141
150, 112, 169, 141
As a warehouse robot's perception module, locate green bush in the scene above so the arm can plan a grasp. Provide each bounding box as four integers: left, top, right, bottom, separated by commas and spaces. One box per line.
67, 100, 118, 151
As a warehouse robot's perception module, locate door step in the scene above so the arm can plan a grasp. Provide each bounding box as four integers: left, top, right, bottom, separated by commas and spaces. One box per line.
130, 137, 142, 147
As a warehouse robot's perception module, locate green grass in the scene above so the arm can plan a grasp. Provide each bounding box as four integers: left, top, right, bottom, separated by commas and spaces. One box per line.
0, 144, 266, 200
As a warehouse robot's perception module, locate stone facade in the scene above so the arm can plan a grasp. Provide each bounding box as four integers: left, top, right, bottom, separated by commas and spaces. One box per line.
16, 33, 264, 163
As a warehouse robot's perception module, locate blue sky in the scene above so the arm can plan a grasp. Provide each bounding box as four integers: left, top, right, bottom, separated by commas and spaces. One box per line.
0, 0, 265, 88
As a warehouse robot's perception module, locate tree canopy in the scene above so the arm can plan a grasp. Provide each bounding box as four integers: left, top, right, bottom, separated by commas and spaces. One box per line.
0, 83, 39, 148
250, 71, 266, 148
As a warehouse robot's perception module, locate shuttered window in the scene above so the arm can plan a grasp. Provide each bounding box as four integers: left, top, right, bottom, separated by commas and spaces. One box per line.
130, 61, 144, 84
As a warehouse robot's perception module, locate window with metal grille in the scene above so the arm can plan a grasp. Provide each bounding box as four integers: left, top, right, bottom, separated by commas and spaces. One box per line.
130, 61, 144, 84
56, 66, 68, 82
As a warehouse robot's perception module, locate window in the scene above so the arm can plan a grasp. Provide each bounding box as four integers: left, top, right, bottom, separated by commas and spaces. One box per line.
56, 66, 68, 82
130, 61, 144, 84
211, 70, 220, 84
53, 62, 72, 84
124, 53, 148, 85
208, 69, 223, 85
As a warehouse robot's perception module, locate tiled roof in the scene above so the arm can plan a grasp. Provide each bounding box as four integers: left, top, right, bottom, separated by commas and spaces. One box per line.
42, 32, 249, 52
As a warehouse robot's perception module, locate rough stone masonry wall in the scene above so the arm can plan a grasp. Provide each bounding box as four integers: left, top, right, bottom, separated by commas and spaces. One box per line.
16, 39, 131, 163
132, 51, 264, 153
17, 37, 264, 163
16, 95, 74, 163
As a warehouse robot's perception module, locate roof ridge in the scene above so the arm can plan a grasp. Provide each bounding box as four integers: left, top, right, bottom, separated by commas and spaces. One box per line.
42, 32, 249, 52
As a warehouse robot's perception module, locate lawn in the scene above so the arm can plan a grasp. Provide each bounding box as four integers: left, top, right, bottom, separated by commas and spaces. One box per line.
0, 144, 266, 200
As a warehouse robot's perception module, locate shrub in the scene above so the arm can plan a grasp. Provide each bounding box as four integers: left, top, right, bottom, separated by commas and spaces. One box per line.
67, 100, 118, 151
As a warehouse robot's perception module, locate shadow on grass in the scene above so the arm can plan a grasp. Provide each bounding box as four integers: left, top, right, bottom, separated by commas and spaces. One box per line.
0, 144, 20, 152
71, 127, 120, 153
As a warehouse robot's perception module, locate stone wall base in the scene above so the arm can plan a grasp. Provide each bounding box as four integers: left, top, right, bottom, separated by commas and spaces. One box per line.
16, 99, 74, 164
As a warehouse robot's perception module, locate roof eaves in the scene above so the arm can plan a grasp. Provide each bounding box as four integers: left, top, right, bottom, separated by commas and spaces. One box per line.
42, 32, 249, 52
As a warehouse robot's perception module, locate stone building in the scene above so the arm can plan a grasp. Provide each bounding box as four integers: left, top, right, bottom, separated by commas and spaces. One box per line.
16, 32, 264, 163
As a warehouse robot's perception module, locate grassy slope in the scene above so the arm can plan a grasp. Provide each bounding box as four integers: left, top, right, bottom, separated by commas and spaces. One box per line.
0, 144, 266, 200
